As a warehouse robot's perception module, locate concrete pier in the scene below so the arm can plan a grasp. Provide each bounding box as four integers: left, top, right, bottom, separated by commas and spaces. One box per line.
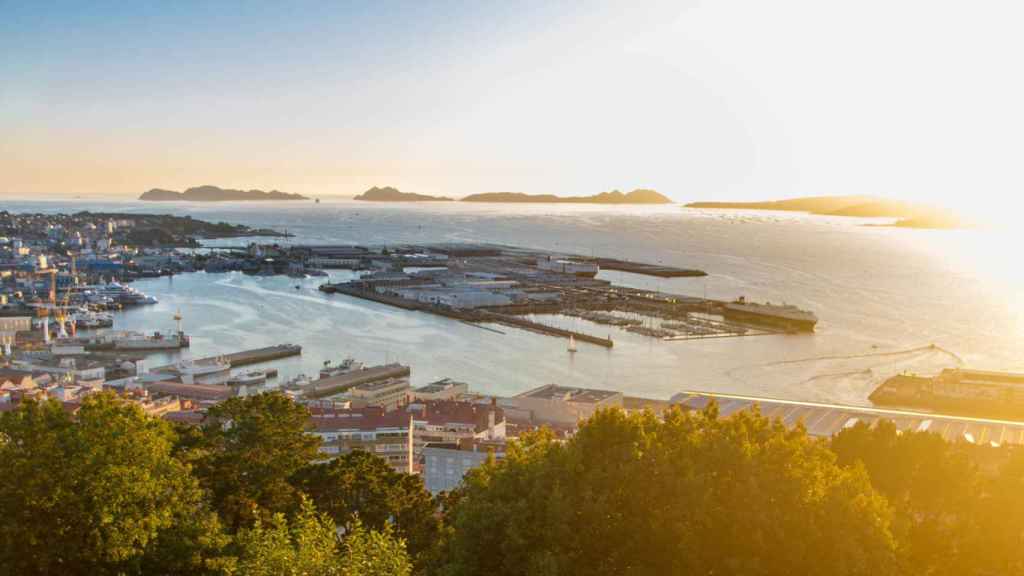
154, 344, 302, 372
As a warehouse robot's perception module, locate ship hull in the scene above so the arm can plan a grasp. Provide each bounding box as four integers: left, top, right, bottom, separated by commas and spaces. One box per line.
721, 308, 817, 332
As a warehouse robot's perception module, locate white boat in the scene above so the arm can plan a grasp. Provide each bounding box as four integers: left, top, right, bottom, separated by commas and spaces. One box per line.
79, 282, 159, 306
281, 373, 313, 391
228, 370, 268, 387
172, 359, 231, 385
319, 357, 364, 379
568, 335, 577, 353
106, 331, 189, 350
71, 311, 114, 329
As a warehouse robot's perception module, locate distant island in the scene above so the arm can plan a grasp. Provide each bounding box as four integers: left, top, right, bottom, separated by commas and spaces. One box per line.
685, 195, 963, 229
353, 186, 454, 202
461, 189, 672, 204
140, 185, 309, 202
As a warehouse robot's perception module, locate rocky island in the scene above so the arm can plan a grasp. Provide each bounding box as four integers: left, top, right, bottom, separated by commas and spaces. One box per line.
140, 185, 309, 202
461, 189, 672, 204
354, 186, 454, 202
685, 195, 963, 229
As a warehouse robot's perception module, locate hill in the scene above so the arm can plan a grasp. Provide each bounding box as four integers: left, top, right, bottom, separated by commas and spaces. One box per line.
685, 195, 873, 214
685, 195, 964, 228
461, 189, 672, 204
140, 185, 308, 202
353, 186, 454, 202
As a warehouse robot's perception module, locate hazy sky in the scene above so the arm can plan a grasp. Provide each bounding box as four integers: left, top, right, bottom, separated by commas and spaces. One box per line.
2, 0, 1023, 209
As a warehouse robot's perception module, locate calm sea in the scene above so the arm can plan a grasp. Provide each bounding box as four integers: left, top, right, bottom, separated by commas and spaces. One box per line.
6, 198, 1022, 404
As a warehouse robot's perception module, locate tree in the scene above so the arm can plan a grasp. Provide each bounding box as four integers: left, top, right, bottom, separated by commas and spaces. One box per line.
0, 393, 228, 575
441, 405, 897, 576
832, 420, 984, 575
293, 450, 442, 571
231, 498, 412, 576
340, 521, 413, 576
192, 392, 322, 529
232, 498, 341, 576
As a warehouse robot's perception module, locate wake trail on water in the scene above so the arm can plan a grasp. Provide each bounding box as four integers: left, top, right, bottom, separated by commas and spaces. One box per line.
723, 344, 964, 387
753, 344, 964, 368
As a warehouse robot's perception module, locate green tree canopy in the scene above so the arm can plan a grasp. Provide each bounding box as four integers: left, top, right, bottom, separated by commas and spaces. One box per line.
292, 450, 441, 571
231, 497, 412, 576
832, 420, 999, 576
192, 392, 322, 529
442, 405, 897, 576
0, 393, 228, 575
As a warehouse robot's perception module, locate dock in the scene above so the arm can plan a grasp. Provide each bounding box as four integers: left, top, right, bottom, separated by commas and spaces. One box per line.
302, 363, 410, 400
593, 258, 707, 278
154, 344, 302, 372
475, 310, 614, 348
321, 284, 613, 348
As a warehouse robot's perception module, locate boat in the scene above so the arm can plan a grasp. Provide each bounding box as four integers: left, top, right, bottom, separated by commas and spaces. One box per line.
568, 335, 578, 353
170, 359, 231, 385
79, 282, 158, 306
93, 330, 190, 350
319, 357, 365, 379
228, 370, 268, 387
721, 297, 818, 332
281, 373, 313, 391
71, 310, 114, 329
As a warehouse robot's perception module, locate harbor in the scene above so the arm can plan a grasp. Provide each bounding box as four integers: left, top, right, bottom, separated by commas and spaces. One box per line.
316, 243, 815, 350
3, 201, 996, 407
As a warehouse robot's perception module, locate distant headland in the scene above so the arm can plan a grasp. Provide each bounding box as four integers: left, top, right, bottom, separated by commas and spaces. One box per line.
461, 189, 672, 204
685, 195, 963, 229
354, 187, 673, 204
353, 186, 454, 202
140, 185, 309, 202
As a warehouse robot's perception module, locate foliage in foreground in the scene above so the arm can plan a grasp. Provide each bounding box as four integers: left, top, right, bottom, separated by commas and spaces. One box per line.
441, 406, 896, 576
6, 390, 1024, 575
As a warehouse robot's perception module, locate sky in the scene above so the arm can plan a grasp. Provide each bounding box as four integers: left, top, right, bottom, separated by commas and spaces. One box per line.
2, 0, 1023, 214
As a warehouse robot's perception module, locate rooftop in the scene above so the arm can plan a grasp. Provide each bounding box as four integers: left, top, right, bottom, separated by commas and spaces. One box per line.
673, 391, 1024, 447
415, 378, 467, 394
517, 383, 622, 404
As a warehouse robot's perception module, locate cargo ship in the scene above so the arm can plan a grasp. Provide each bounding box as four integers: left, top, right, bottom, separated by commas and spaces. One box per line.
721, 297, 818, 332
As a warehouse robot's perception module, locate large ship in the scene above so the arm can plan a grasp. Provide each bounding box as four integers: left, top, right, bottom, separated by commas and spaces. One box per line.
536, 256, 599, 278
721, 297, 818, 332
170, 359, 231, 385
92, 330, 190, 350
78, 282, 159, 306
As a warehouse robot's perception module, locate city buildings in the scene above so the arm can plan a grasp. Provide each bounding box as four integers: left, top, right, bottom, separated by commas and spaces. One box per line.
423, 438, 506, 494
510, 383, 624, 425
412, 378, 469, 401
310, 399, 506, 474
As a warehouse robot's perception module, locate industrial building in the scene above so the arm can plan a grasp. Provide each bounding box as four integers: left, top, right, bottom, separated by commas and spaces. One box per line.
672, 391, 1024, 447
511, 384, 624, 425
